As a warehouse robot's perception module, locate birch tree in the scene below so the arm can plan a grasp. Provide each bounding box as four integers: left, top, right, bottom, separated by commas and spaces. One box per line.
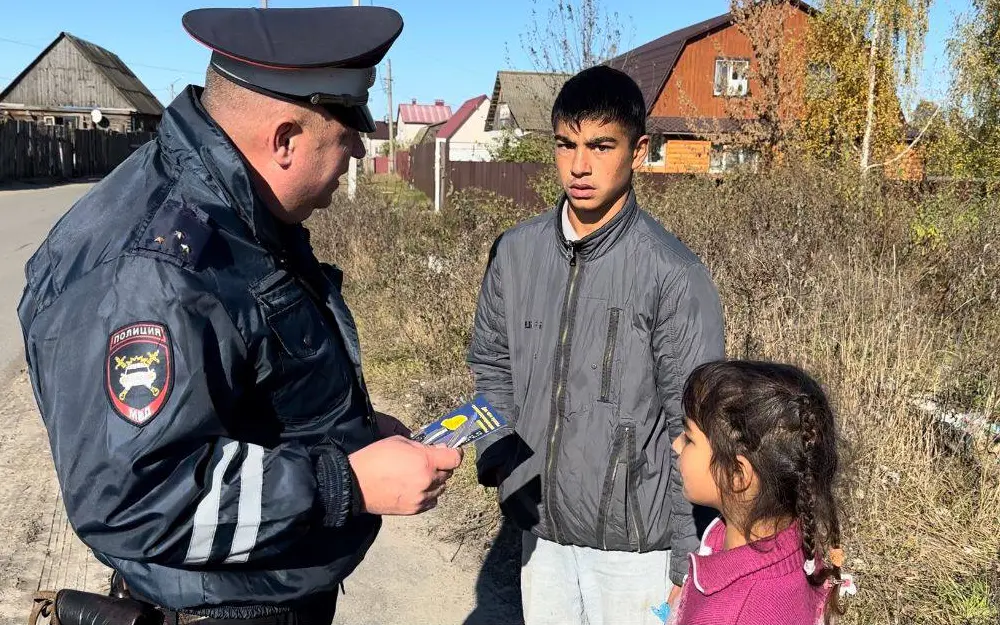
947, 0, 1000, 178
516, 0, 626, 76
803, 0, 931, 175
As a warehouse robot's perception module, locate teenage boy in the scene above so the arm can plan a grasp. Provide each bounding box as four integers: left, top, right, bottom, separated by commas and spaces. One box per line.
468, 65, 725, 625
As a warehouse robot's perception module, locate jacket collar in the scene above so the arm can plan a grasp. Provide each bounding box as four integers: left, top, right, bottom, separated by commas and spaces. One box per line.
157, 85, 289, 255
554, 187, 639, 262
689, 517, 807, 596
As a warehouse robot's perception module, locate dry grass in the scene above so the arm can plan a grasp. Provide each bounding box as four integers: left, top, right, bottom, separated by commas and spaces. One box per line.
309, 166, 1000, 625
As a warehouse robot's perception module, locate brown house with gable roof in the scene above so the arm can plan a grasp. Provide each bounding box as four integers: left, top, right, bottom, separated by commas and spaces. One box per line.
607, 2, 922, 179
606, 2, 814, 174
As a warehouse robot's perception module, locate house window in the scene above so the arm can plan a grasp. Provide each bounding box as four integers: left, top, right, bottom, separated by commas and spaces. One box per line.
709, 145, 759, 173
496, 103, 514, 130
42, 116, 55, 126
645, 134, 665, 164
714, 59, 750, 97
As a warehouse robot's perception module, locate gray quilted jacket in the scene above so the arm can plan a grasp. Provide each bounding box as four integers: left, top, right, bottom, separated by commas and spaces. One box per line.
468, 190, 725, 586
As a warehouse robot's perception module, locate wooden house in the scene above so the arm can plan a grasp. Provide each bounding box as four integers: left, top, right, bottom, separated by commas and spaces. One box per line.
607, 3, 813, 174
607, 2, 922, 178
0, 32, 163, 133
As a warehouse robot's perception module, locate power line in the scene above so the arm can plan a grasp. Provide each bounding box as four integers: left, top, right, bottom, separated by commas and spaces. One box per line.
129, 62, 202, 76
0, 34, 202, 76
0, 36, 43, 48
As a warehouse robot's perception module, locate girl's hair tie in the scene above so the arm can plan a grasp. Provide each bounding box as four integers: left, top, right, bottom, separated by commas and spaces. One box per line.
803, 558, 817, 576
834, 573, 858, 598
829, 547, 845, 568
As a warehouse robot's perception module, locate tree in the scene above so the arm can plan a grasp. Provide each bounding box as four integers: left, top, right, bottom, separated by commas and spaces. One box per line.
489, 131, 554, 164
914, 101, 979, 178
515, 0, 628, 76
947, 0, 1000, 178
503, 1, 629, 193
508, 0, 630, 118
802, 0, 931, 175
724, 0, 808, 169
858, 0, 931, 174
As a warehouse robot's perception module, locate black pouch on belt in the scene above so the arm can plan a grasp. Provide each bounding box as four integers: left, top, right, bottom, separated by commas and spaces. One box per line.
29, 589, 164, 625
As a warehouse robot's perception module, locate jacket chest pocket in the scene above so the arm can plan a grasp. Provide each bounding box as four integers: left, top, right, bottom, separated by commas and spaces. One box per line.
569, 297, 626, 406
252, 269, 354, 424
599, 307, 622, 403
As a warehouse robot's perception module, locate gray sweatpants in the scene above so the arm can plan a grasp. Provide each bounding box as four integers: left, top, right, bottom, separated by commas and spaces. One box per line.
521, 532, 675, 625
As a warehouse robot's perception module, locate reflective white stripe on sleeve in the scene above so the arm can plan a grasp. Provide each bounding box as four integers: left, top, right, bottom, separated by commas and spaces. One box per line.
225, 443, 265, 563
184, 441, 240, 565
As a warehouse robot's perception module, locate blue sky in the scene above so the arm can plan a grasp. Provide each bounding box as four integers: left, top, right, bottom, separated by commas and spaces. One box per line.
0, 0, 971, 121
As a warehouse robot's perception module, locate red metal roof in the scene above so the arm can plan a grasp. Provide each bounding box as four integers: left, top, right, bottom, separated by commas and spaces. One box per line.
437, 95, 487, 140
398, 100, 452, 125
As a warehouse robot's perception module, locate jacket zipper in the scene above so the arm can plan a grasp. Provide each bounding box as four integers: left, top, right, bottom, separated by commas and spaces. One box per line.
625, 425, 647, 552
599, 308, 621, 403
596, 425, 626, 549
545, 243, 581, 543
597, 423, 645, 551
607, 461, 622, 549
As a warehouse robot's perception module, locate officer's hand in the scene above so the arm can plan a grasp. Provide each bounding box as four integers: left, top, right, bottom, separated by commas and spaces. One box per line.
348, 436, 464, 515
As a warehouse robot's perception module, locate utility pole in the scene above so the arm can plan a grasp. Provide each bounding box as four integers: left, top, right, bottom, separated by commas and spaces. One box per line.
347, 0, 361, 199
386, 59, 395, 174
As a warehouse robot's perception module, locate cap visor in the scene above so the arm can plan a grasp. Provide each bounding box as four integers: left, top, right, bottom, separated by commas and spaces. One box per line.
327, 104, 375, 133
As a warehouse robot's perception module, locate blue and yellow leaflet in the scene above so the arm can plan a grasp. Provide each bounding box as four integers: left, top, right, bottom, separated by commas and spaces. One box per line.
410, 395, 509, 448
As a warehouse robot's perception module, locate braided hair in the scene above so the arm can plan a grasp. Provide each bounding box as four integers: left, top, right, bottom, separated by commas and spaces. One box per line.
683, 361, 848, 624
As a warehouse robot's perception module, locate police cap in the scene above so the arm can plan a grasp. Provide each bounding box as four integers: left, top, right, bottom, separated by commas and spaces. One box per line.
182, 6, 403, 133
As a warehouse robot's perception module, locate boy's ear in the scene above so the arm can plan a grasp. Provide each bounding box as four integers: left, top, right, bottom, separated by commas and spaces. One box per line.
631, 134, 650, 170
732, 455, 757, 497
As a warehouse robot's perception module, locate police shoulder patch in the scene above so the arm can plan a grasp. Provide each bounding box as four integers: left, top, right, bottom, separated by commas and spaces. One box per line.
105, 322, 173, 426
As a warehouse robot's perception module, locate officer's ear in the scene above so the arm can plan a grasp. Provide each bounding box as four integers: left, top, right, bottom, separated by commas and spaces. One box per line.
271, 119, 303, 168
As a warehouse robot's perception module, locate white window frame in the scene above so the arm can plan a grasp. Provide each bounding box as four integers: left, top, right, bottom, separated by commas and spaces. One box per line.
714, 58, 750, 97
496, 102, 514, 130
709, 144, 759, 174
42, 115, 55, 126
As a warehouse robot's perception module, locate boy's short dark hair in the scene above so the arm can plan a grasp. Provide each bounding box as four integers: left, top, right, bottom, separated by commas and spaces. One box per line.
551, 65, 647, 146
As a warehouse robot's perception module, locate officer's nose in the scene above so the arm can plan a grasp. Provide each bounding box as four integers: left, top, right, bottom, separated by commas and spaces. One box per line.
350, 130, 366, 160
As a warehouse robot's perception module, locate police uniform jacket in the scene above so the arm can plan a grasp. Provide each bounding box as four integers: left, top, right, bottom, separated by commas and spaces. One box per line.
17, 85, 380, 612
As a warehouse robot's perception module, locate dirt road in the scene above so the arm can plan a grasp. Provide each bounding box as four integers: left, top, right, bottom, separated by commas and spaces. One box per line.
0, 183, 520, 625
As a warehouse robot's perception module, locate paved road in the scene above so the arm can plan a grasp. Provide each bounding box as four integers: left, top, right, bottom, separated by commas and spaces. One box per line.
0, 183, 92, 377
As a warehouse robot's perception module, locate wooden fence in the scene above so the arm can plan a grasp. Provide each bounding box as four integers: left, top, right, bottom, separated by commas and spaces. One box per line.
406, 141, 550, 210
0, 120, 154, 183
409, 142, 435, 201
449, 161, 548, 208
371, 150, 412, 179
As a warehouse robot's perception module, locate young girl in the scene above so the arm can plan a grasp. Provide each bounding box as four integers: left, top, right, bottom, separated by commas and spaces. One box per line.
668, 360, 855, 625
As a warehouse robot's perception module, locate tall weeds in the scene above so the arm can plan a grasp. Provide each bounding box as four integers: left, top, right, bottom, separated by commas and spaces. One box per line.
309, 168, 999, 624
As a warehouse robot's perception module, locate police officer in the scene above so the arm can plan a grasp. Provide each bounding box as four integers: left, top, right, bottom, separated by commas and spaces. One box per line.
17, 6, 463, 623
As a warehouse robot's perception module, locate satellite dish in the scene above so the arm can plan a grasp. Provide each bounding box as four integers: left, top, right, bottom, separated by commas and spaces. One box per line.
91, 109, 103, 124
